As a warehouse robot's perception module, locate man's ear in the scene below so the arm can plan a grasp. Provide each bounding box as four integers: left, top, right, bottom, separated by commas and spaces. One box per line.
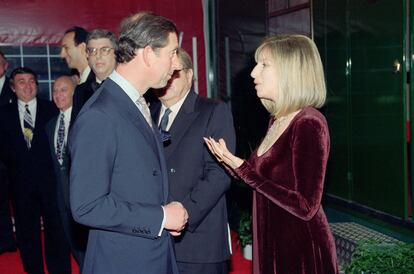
187, 69, 194, 79
79, 42, 87, 54
142, 45, 153, 67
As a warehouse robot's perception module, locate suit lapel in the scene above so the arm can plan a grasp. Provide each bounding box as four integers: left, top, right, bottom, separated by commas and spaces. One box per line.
31, 100, 47, 148
9, 101, 28, 148
105, 80, 159, 155
105, 80, 170, 202
46, 116, 59, 160
0, 78, 14, 106
165, 91, 199, 159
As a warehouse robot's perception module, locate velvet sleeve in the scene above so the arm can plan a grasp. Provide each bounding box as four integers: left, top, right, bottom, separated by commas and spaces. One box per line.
234, 115, 330, 221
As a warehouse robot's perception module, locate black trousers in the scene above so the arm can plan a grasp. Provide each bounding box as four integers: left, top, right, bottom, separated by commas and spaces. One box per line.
11, 182, 71, 274
0, 163, 15, 250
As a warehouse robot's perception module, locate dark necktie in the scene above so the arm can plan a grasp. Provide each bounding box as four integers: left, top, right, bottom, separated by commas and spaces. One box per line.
159, 108, 172, 131
91, 80, 104, 92
56, 113, 65, 164
23, 104, 34, 149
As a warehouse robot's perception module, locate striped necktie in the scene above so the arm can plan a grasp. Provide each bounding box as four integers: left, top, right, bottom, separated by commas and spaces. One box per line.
56, 113, 65, 164
23, 104, 34, 149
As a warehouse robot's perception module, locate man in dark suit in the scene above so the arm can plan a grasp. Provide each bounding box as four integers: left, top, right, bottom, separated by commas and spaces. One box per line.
0, 50, 17, 254
60, 26, 93, 86
45, 76, 87, 269
0, 67, 71, 274
0, 51, 15, 105
72, 28, 117, 119
60, 26, 95, 121
69, 12, 188, 274
150, 48, 236, 274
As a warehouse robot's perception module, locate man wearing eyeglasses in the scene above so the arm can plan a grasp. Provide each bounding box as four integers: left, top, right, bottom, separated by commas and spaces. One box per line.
72, 29, 117, 120
86, 29, 117, 90
46, 75, 88, 271
150, 48, 236, 274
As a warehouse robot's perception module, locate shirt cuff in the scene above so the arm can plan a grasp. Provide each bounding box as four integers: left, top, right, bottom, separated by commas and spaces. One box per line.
158, 206, 166, 237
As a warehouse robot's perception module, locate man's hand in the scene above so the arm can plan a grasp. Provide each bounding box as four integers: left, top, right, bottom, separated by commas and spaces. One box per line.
163, 201, 188, 233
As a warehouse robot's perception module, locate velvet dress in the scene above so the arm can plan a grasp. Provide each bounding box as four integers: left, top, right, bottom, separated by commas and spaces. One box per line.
234, 107, 338, 274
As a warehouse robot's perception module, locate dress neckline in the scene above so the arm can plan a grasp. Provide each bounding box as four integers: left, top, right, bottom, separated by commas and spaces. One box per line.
256, 109, 302, 157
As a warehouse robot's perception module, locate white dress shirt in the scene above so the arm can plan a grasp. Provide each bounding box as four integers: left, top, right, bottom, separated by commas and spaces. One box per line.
0, 75, 5, 96
79, 66, 91, 85
158, 90, 190, 131
53, 107, 72, 157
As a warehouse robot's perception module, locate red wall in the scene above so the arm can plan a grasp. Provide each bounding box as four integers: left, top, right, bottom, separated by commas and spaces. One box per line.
0, 0, 207, 95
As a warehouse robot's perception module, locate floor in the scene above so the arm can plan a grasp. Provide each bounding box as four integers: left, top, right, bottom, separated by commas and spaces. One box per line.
0, 230, 252, 274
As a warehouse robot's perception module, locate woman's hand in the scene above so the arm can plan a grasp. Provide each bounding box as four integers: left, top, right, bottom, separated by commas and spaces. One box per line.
203, 137, 244, 169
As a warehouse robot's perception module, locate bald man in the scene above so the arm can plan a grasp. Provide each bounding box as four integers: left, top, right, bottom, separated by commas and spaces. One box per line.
46, 76, 87, 269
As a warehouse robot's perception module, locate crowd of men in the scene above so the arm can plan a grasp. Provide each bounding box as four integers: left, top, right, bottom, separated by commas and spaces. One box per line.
0, 12, 235, 274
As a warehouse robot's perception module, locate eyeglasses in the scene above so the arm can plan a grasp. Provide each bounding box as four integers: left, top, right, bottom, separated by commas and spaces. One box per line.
172, 68, 191, 77
86, 47, 114, 57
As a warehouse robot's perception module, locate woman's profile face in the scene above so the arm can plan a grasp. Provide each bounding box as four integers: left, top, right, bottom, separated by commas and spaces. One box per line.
250, 50, 278, 101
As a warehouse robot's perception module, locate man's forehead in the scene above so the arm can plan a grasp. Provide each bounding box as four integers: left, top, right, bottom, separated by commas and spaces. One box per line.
62, 32, 75, 45
14, 73, 35, 80
88, 38, 112, 46
157, 33, 178, 53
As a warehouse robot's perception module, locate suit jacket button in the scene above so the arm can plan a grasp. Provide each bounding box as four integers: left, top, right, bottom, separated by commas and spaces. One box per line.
152, 170, 158, 176
170, 168, 176, 173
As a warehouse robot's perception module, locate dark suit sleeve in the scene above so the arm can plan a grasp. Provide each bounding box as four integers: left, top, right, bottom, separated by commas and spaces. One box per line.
69, 108, 164, 238
181, 102, 236, 232
0, 108, 10, 165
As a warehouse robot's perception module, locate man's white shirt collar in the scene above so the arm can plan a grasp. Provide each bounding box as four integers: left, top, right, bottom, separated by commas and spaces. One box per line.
109, 70, 141, 104
79, 66, 91, 84
0, 75, 5, 95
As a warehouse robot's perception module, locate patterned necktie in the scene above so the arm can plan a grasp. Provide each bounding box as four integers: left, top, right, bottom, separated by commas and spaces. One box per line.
23, 104, 34, 149
136, 96, 153, 129
56, 113, 65, 164
159, 108, 172, 131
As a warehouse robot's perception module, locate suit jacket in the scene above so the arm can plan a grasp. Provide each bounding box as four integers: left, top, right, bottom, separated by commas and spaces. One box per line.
0, 99, 58, 192
150, 91, 236, 263
45, 113, 87, 266
0, 77, 15, 181
69, 78, 178, 274
46, 115, 71, 209
0, 77, 15, 107
72, 70, 96, 122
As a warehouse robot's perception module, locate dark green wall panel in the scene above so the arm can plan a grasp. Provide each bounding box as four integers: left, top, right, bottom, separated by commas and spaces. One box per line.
314, 0, 408, 218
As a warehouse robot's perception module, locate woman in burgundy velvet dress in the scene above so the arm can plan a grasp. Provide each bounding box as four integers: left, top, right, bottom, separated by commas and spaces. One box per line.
205, 35, 338, 274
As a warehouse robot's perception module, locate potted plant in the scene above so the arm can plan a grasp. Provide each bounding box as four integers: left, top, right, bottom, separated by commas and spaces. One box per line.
238, 210, 252, 260
345, 240, 414, 273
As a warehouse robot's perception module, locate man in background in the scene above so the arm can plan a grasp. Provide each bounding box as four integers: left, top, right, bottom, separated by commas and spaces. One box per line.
72, 29, 117, 119
0, 67, 71, 274
69, 12, 187, 274
151, 48, 235, 274
60, 26, 94, 85
0, 50, 17, 255
61, 26, 95, 121
46, 76, 87, 269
